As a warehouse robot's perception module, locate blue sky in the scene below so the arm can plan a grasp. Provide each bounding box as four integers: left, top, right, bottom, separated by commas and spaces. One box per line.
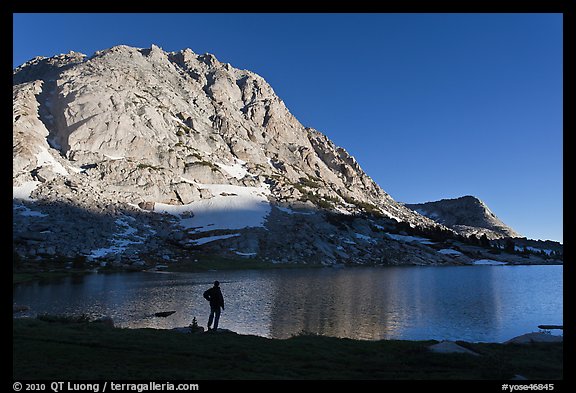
13, 13, 563, 242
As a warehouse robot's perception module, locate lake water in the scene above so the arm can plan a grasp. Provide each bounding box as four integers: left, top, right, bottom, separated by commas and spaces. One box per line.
13, 265, 563, 343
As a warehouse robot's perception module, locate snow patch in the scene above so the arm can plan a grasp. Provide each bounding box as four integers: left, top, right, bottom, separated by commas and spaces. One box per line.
333, 206, 353, 215
276, 206, 315, 215
215, 159, 249, 180
235, 251, 258, 257
515, 245, 553, 255
179, 176, 196, 184
88, 216, 144, 259
127, 203, 145, 211
266, 157, 275, 169
154, 183, 271, 233
527, 246, 553, 255
438, 248, 463, 255
385, 233, 435, 244
67, 165, 84, 174
13, 181, 40, 200
381, 210, 401, 222
104, 154, 125, 160
415, 208, 439, 219
472, 259, 507, 265
355, 233, 377, 244
190, 233, 241, 246
36, 146, 69, 176
114, 217, 142, 238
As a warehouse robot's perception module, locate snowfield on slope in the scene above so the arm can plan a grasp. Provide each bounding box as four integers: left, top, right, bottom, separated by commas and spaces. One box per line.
13, 181, 41, 200
36, 146, 69, 176
154, 183, 271, 233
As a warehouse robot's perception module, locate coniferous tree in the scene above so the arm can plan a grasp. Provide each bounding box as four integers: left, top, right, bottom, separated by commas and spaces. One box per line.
504, 238, 515, 253
479, 234, 490, 248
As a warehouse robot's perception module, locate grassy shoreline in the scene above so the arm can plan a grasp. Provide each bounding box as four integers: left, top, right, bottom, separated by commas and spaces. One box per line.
13, 318, 562, 380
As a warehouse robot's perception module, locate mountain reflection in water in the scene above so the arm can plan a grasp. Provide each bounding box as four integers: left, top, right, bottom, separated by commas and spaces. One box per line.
13, 266, 562, 342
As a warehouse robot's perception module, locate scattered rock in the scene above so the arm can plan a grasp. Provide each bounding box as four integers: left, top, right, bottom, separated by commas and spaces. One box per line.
154, 311, 176, 318
138, 201, 155, 211
173, 182, 200, 205
505, 332, 563, 344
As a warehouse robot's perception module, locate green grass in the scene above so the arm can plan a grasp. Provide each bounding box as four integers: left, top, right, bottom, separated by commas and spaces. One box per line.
13, 319, 562, 380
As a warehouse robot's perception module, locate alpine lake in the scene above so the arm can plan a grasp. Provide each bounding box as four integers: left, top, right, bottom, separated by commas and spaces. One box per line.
13, 264, 562, 343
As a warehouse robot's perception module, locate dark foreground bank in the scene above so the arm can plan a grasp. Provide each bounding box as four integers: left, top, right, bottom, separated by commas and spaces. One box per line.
12, 318, 562, 380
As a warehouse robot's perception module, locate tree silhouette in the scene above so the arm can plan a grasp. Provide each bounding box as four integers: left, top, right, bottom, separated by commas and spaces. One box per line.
468, 234, 479, 245
504, 238, 515, 253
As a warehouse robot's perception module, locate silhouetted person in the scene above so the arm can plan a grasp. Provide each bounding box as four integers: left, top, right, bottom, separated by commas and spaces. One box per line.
203, 280, 224, 331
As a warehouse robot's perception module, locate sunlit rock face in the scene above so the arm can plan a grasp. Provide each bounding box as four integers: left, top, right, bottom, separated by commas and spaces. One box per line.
13, 44, 457, 266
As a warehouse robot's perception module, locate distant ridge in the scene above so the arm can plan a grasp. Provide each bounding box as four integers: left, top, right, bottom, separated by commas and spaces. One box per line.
405, 195, 521, 239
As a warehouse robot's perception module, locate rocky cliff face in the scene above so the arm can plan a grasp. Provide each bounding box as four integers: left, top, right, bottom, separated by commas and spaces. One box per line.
13, 44, 457, 267
405, 196, 521, 240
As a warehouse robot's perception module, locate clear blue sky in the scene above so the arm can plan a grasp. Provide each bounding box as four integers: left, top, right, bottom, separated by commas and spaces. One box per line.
13, 13, 563, 242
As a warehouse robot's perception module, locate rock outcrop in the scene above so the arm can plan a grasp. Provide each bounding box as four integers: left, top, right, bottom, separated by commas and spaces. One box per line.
13, 44, 462, 266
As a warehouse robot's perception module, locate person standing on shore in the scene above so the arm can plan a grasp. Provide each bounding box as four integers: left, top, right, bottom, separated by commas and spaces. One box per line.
203, 281, 225, 331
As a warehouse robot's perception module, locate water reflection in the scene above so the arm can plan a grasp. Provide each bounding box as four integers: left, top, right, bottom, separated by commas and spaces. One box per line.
268, 268, 401, 339
385, 267, 504, 341
13, 266, 563, 342
267, 267, 507, 340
